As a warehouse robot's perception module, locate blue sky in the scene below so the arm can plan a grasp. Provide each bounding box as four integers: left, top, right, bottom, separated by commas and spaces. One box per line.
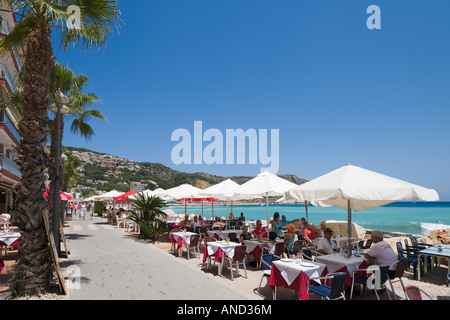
54, 0, 450, 199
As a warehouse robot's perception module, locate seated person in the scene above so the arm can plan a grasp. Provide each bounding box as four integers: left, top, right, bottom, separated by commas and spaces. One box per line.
252, 220, 268, 239
317, 228, 340, 255
303, 222, 319, 246
284, 224, 298, 253
364, 230, 398, 279
240, 226, 252, 242
280, 215, 291, 229
213, 216, 225, 229
265, 232, 278, 254
238, 212, 246, 227
317, 221, 327, 237
228, 212, 235, 220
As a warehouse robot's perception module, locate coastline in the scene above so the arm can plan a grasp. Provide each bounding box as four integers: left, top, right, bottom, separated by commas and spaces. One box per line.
165, 202, 450, 237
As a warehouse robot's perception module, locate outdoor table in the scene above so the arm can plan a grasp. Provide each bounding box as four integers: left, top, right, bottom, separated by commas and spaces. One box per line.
170, 231, 197, 256
202, 241, 241, 275
243, 239, 268, 262
315, 253, 368, 290
331, 236, 359, 247
0, 231, 21, 257
207, 230, 242, 241
269, 259, 327, 300
418, 244, 450, 281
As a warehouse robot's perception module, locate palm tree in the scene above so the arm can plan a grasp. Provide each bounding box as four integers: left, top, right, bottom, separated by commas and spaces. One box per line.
48, 63, 106, 226
0, 0, 119, 296
128, 194, 168, 242
62, 146, 81, 191
2, 62, 107, 243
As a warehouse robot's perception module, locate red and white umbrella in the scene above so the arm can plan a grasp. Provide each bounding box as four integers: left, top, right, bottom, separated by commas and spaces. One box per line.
42, 188, 73, 200
114, 190, 138, 203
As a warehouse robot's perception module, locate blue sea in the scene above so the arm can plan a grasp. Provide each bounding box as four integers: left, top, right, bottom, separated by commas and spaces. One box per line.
166, 201, 450, 236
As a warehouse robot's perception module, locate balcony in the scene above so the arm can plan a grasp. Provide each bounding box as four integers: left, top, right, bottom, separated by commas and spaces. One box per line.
0, 63, 16, 91
0, 19, 10, 35
0, 110, 20, 145
0, 154, 21, 180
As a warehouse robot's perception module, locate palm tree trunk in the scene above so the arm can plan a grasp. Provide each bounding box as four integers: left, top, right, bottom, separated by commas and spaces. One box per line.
11, 22, 55, 297
48, 112, 65, 223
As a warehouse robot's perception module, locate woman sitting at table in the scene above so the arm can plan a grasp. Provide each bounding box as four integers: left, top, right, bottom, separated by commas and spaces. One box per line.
284, 224, 298, 254
317, 221, 327, 237
213, 216, 225, 230
240, 226, 252, 242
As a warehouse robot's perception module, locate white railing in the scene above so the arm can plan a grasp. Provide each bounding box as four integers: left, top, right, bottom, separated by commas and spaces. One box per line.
0, 154, 21, 179
0, 63, 16, 91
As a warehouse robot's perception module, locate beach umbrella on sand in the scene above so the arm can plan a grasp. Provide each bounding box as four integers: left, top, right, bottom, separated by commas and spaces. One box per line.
285, 164, 440, 256
228, 171, 299, 229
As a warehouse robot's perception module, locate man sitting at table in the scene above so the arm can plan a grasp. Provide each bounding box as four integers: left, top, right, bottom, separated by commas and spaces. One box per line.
252, 220, 268, 239
317, 228, 340, 255
303, 222, 319, 246
364, 230, 398, 279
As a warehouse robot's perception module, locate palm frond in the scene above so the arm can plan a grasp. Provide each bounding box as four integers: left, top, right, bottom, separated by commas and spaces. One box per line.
0, 16, 35, 54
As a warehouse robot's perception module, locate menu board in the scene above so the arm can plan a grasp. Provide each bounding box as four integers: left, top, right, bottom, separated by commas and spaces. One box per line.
42, 210, 67, 295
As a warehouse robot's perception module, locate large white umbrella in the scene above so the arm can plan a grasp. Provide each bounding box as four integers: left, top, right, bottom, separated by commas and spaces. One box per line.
95, 190, 124, 201
198, 179, 241, 227
164, 184, 203, 214
228, 171, 299, 229
285, 164, 440, 255
199, 179, 240, 199
128, 188, 173, 202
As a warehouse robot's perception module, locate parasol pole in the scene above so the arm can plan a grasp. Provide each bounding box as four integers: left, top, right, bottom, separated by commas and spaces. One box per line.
305, 201, 308, 223
347, 199, 352, 257
265, 193, 269, 230
225, 199, 229, 230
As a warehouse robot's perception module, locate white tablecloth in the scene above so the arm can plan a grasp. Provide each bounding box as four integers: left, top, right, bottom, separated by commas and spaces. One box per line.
273, 260, 327, 286
207, 230, 242, 240
315, 253, 366, 275
207, 241, 241, 260
331, 236, 359, 246
0, 232, 21, 246
171, 231, 197, 246
243, 240, 267, 254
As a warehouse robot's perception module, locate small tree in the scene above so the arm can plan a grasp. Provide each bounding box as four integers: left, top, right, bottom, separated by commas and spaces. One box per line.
94, 201, 106, 216
128, 193, 168, 242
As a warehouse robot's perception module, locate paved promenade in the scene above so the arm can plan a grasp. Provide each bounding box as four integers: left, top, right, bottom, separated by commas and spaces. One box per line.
61, 216, 255, 300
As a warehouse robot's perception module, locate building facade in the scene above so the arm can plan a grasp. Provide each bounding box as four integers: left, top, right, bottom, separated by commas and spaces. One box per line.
0, 9, 22, 213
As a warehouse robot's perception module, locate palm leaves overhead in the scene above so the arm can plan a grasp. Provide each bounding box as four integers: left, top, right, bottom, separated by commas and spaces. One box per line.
0, 0, 119, 297
0, 0, 120, 53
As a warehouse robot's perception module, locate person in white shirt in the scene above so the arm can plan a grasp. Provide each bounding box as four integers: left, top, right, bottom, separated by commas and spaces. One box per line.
364, 230, 398, 278
317, 228, 340, 255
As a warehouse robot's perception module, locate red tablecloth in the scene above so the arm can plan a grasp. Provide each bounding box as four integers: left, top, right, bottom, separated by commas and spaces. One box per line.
269, 263, 328, 300
170, 233, 183, 250
336, 260, 368, 290
202, 242, 224, 263
246, 244, 263, 262
0, 240, 20, 247
269, 259, 369, 300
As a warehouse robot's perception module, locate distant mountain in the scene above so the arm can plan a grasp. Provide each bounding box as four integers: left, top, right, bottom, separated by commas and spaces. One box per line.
66, 146, 308, 193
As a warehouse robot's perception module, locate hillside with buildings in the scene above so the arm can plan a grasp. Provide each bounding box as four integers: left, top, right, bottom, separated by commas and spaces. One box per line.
66, 147, 307, 200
